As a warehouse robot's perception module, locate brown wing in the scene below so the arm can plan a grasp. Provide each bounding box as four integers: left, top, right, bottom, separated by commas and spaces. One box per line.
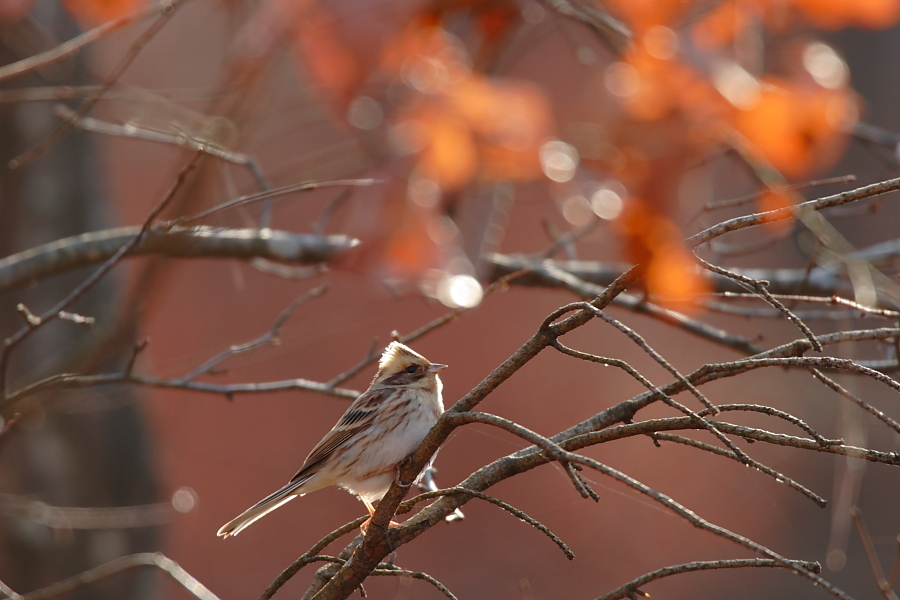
289, 387, 392, 483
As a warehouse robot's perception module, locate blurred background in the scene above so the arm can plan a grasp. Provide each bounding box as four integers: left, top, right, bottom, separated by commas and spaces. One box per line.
2, 0, 900, 599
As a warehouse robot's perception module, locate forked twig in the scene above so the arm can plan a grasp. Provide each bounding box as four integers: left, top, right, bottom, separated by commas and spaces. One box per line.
180, 285, 327, 382
694, 255, 822, 352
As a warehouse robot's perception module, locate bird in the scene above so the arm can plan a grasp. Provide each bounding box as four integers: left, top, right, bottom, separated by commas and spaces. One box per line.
217, 341, 447, 538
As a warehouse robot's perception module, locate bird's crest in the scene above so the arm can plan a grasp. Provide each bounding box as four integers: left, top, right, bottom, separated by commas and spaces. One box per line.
378, 341, 427, 373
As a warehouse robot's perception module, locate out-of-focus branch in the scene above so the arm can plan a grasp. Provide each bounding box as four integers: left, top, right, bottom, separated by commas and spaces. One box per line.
0, 488, 195, 530
486, 253, 858, 300
0, 1, 182, 84
13, 552, 219, 600
485, 255, 765, 354
0, 226, 358, 294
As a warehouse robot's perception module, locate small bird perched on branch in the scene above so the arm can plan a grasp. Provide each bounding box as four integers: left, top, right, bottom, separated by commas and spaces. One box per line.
217, 341, 447, 538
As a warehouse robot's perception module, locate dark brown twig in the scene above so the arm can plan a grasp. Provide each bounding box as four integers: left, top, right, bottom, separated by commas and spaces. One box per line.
595, 558, 821, 600
653, 433, 827, 506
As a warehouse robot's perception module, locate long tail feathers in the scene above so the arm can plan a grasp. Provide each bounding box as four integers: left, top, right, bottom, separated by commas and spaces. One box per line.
217, 479, 306, 538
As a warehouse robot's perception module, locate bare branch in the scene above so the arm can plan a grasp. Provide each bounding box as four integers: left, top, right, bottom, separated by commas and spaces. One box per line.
595, 558, 821, 600
0, 226, 358, 294
20, 552, 219, 600
397, 486, 574, 560
180, 285, 327, 382
652, 433, 827, 507
688, 176, 900, 247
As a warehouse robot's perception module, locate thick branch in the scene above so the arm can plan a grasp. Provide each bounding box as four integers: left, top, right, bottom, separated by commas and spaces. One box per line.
0, 226, 358, 293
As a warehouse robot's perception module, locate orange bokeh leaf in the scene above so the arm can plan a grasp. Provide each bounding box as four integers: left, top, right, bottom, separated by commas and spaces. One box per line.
63, 0, 146, 25
731, 78, 857, 177
616, 198, 709, 307
693, 0, 900, 47
758, 188, 795, 234
386, 25, 553, 190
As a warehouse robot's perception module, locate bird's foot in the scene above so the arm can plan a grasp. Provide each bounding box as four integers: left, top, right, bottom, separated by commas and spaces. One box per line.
360, 516, 403, 534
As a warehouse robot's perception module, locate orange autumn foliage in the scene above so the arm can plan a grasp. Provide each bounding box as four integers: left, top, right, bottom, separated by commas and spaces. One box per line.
617, 198, 709, 304
64, 0, 146, 25
731, 79, 857, 178
385, 26, 553, 189
694, 0, 900, 48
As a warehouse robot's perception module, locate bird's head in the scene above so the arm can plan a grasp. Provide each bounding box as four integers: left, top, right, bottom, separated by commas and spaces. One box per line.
372, 341, 447, 391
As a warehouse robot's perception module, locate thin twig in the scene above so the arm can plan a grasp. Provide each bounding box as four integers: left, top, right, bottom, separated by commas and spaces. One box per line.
0, 492, 191, 529
595, 558, 821, 600
170, 179, 378, 225
697, 174, 856, 214
851, 507, 900, 600
715, 292, 900, 318
653, 433, 827, 506
698, 404, 832, 445
180, 285, 326, 382
688, 176, 900, 247
694, 254, 823, 352
397, 486, 574, 560
53, 104, 267, 179
369, 567, 457, 600
808, 368, 900, 434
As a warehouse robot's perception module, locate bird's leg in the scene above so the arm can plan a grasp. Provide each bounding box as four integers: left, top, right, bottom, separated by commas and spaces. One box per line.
359, 497, 402, 533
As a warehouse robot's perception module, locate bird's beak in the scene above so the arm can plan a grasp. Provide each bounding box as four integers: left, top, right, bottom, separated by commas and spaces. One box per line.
427, 363, 448, 373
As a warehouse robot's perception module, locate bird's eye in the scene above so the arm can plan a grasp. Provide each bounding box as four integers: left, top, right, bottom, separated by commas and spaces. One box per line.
405, 365, 417, 374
